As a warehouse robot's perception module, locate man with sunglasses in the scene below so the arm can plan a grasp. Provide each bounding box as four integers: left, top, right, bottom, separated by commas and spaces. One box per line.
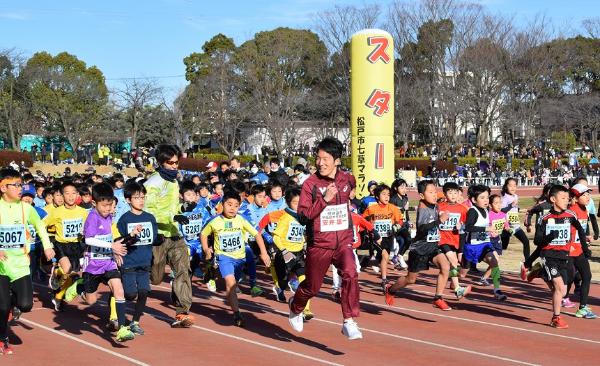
144, 144, 195, 327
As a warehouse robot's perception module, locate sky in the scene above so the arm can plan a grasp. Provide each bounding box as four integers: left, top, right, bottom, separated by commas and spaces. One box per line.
0, 0, 596, 102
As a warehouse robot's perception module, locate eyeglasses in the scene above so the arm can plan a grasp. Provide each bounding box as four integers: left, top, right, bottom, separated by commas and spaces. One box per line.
165, 160, 179, 166
131, 195, 146, 200
6, 183, 23, 188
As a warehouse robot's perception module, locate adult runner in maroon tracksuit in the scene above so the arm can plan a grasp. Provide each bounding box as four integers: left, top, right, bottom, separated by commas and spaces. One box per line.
288, 137, 363, 340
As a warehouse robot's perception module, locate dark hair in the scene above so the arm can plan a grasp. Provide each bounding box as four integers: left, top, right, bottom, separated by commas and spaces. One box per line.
442, 182, 462, 194
284, 186, 301, 206
391, 178, 407, 194
124, 182, 146, 199
468, 184, 490, 199
374, 184, 391, 200
60, 180, 77, 194
179, 180, 196, 195
269, 181, 284, 196
536, 182, 554, 203
501, 177, 518, 196
43, 187, 55, 198
92, 182, 114, 202
226, 180, 248, 195
155, 144, 182, 165
34, 182, 45, 190
489, 194, 502, 205
549, 184, 569, 198
269, 157, 280, 166
195, 182, 209, 193
78, 185, 91, 196
316, 137, 344, 160
0, 168, 20, 181
250, 184, 266, 196
417, 179, 435, 194
571, 176, 588, 188
222, 190, 241, 203
293, 164, 307, 174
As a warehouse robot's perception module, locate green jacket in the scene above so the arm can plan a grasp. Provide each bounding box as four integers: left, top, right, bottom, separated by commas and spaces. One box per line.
143, 173, 180, 237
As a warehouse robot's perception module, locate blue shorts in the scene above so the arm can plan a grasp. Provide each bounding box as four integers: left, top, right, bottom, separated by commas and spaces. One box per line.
491, 238, 503, 255
188, 242, 202, 258
464, 242, 495, 264
121, 266, 151, 295
217, 255, 245, 280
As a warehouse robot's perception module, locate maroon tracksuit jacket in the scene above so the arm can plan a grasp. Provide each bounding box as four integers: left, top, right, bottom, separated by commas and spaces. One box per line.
291, 169, 360, 319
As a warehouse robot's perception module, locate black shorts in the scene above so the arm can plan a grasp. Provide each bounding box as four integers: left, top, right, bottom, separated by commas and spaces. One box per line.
380, 237, 395, 253
439, 244, 458, 254
541, 257, 569, 283
54, 242, 85, 272
83, 270, 122, 294
407, 243, 442, 273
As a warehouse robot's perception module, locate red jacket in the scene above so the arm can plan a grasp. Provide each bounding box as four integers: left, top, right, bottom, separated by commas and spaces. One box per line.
298, 169, 355, 249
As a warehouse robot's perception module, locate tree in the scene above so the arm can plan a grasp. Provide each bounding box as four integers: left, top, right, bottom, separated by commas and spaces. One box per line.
113, 78, 162, 149
236, 27, 328, 155
22, 51, 108, 151
181, 34, 247, 158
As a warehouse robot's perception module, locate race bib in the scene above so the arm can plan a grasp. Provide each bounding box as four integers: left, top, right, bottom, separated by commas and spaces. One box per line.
508, 212, 520, 228
219, 231, 243, 253
127, 222, 153, 245
28, 224, 38, 244
90, 234, 113, 259
63, 218, 83, 239
182, 220, 202, 240
426, 227, 440, 242
374, 219, 392, 237
546, 223, 570, 246
492, 219, 505, 235
0, 224, 26, 249
319, 204, 349, 232
286, 222, 305, 243
439, 213, 460, 231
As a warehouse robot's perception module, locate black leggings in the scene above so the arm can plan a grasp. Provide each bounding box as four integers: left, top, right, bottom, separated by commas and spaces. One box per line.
565, 255, 592, 307
501, 228, 530, 260
0, 275, 33, 339
524, 246, 541, 269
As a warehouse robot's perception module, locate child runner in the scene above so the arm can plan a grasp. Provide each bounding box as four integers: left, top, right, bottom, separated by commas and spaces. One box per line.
565, 184, 596, 318
271, 187, 313, 318
481, 194, 510, 285
113, 182, 161, 334
362, 184, 403, 293
0, 168, 55, 355
462, 185, 507, 301
44, 181, 89, 311
385, 180, 452, 311
179, 180, 210, 280
500, 178, 530, 261
437, 182, 471, 299
201, 190, 271, 327
521, 183, 554, 280
534, 184, 587, 328
20, 185, 48, 282
64, 182, 134, 341
266, 182, 287, 212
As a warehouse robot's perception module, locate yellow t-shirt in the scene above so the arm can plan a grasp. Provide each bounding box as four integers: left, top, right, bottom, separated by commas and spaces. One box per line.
273, 211, 305, 253
201, 215, 257, 259
44, 205, 89, 243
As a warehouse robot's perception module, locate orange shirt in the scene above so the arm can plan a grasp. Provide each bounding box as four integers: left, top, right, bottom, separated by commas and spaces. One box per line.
438, 202, 467, 249
362, 203, 403, 239
568, 203, 588, 257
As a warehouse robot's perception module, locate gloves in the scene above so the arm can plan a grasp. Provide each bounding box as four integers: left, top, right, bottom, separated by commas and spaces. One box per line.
594, 233, 599, 241
181, 201, 197, 213
392, 224, 402, 235
584, 249, 592, 259
121, 235, 139, 246
549, 230, 559, 240
154, 234, 165, 246
174, 215, 190, 225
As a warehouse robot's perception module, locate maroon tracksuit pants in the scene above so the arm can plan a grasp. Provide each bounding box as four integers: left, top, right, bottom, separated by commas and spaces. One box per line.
291, 243, 360, 319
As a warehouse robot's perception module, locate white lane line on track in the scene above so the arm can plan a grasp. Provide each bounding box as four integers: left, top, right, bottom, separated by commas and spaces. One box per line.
19, 317, 150, 366
32, 283, 343, 366
204, 295, 540, 366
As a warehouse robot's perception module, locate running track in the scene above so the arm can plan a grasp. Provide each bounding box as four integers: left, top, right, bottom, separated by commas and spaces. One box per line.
6, 264, 600, 366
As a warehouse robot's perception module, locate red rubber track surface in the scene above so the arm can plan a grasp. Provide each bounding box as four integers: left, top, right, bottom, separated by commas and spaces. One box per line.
5, 263, 600, 366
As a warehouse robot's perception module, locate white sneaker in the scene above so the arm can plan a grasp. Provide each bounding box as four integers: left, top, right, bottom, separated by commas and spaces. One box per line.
341, 319, 363, 340
288, 298, 304, 333
397, 256, 408, 270
371, 266, 380, 273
